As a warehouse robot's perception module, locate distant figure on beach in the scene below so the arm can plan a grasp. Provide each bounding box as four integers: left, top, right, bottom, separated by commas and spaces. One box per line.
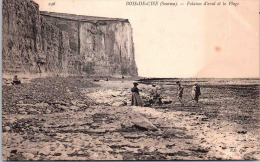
176, 81, 184, 106
192, 83, 201, 103
150, 84, 162, 105
12, 75, 21, 85
131, 82, 143, 106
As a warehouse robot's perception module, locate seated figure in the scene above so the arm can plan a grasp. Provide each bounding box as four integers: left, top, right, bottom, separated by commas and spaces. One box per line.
12, 75, 21, 85
149, 84, 162, 105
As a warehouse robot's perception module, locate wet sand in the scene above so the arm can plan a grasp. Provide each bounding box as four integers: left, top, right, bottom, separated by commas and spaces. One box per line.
2, 76, 260, 160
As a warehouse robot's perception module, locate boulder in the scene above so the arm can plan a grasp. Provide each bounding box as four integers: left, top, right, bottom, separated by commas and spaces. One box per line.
3, 126, 11, 132
112, 102, 127, 107
131, 115, 158, 131
22, 153, 35, 160
70, 106, 79, 110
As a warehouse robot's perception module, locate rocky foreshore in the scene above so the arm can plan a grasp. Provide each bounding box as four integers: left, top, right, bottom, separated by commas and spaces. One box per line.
2, 76, 260, 160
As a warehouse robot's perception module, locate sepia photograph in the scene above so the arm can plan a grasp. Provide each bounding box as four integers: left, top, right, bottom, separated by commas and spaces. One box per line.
1, 0, 260, 160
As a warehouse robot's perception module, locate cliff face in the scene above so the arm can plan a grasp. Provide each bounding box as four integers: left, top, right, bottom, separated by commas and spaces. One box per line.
79, 21, 137, 76
2, 0, 70, 75
41, 12, 138, 76
2, 0, 138, 77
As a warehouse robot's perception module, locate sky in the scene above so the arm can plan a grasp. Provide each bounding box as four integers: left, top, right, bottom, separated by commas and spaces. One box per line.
34, 0, 259, 78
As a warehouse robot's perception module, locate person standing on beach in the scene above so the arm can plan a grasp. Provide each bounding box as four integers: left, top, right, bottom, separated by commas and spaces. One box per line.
192, 83, 201, 103
176, 81, 184, 106
131, 82, 143, 106
122, 76, 124, 83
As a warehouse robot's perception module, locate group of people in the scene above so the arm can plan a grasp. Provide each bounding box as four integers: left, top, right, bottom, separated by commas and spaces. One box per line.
131, 81, 201, 107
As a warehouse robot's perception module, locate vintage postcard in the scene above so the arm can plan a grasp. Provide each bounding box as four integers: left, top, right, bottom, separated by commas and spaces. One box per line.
1, 0, 259, 160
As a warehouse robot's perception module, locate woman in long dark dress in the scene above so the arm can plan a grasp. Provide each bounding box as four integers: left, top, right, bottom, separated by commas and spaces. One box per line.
192, 83, 201, 103
131, 82, 143, 106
